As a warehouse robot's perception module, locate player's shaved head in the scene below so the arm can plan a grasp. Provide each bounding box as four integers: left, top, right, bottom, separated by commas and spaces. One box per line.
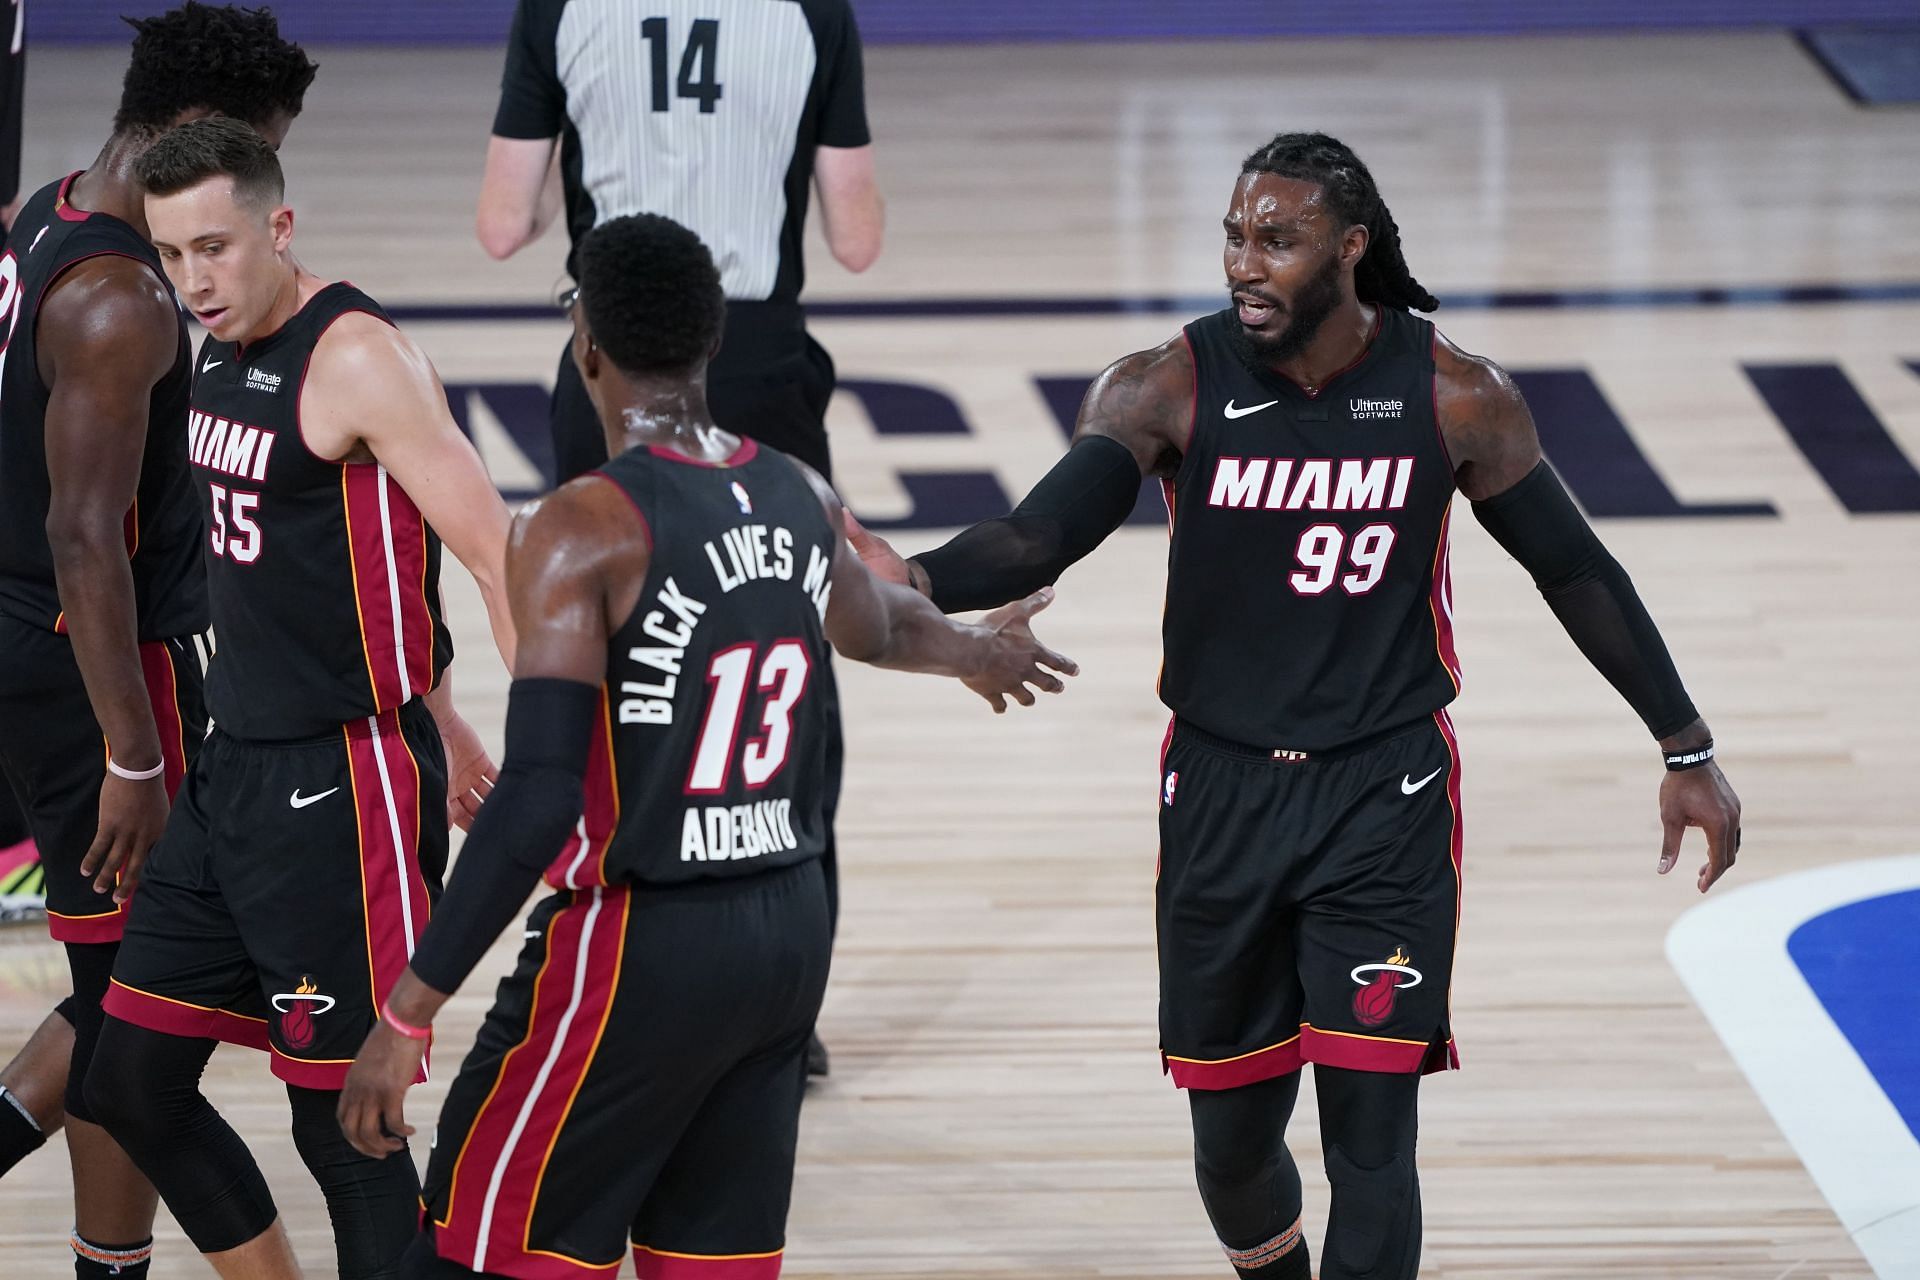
135, 116, 285, 213
576, 214, 727, 377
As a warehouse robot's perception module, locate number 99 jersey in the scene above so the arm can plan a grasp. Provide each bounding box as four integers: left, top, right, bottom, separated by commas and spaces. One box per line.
187, 283, 452, 741
1159, 306, 1461, 753
557, 437, 837, 890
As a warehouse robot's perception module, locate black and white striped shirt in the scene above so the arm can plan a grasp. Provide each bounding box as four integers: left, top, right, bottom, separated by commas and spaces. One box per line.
493, 0, 870, 304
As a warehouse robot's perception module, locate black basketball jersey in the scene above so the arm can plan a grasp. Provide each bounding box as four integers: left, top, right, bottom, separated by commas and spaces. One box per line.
189, 282, 452, 740
1159, 306, 1461, 751
0, 172, 204, 639
550, 439, 837, 890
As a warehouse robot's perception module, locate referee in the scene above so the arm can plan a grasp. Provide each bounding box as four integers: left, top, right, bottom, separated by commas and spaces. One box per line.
475, 0, 883, 1078
475, 0, 883, 485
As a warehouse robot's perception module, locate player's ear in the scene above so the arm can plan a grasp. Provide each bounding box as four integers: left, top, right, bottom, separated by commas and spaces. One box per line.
1341, 222, 1369, 270
576, 325, 601, 382
270, 205, 295, 254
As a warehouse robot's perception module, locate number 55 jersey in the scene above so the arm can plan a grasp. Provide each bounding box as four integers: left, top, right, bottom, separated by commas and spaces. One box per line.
186, 282, 452, 741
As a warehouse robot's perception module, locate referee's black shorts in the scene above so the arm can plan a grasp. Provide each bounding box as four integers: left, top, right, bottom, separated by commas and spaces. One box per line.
551, 301, 837, 485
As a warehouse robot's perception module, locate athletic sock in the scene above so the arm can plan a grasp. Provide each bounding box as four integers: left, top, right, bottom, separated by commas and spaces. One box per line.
71, 1231, 152, 1278
1222, 1216, 1312, 1279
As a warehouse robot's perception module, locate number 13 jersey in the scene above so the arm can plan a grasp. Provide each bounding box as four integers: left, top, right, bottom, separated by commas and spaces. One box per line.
561, 438, 836, 890
187, 283, 451, 741
1159, 305, 1460, 752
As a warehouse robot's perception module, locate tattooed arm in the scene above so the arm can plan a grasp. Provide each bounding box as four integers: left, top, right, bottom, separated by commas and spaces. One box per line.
845, 337, 1194, 611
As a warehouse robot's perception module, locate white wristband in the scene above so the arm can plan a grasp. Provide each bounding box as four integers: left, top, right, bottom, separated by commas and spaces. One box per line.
106, 757, 165, 782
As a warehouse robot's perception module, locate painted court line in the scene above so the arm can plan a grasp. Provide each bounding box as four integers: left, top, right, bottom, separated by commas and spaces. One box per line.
1668, 854, 1920, 1279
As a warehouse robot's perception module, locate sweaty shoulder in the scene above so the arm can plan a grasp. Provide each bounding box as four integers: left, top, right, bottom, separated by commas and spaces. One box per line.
301, 308, 439, 460
36, 255, 179, 383
1430, 328, 1541, 502
1076, 333, 1194, 479
510, 475, 654, 666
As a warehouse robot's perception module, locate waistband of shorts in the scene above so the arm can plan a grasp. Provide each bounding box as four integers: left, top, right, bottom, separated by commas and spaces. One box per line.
602, 853, 825, 905
212, 696, 435, 750
1171, 715, 1430, 765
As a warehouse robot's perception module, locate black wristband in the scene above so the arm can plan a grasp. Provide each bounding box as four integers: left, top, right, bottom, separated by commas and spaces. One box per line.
1663, 738, 1714, 772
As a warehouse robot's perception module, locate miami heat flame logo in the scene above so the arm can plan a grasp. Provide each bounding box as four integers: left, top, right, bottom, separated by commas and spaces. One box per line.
270, 975, 336, 1051
1350, 947, 1423, 1028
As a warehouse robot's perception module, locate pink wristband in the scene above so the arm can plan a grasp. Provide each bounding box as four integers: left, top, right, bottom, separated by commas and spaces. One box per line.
380, 1006, 431, 1041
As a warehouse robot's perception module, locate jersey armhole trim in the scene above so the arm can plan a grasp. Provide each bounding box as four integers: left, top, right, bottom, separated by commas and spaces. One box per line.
583, 471, 654, 555
30, 250, 182, 395
1429, 325, 1458, 483
293, 305, 402, 469
1171, 328, 1199, 485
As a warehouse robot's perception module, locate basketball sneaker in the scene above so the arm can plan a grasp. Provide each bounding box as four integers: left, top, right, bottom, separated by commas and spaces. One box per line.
0, 839, 47, 924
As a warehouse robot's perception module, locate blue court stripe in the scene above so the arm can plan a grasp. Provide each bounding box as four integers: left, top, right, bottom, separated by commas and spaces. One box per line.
1788, 889, 1920, 1145
385, 282, 1920, 324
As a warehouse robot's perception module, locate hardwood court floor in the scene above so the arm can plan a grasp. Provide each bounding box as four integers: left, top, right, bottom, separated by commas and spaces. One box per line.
4, 29, 1916, 1279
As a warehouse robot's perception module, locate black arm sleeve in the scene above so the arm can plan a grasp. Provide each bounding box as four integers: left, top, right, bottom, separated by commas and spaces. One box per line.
491, 0, 566, 140
912, 434, 1142, 614
407, 679, 599, 995
1471, 460, 1698, 739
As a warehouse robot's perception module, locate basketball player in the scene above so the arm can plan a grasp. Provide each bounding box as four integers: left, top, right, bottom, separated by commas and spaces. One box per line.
336, 212, 1073, 1280
481, 0, 886, 1079
845, 132, 1744, 1280
0, 7, 315, 1275
78, 117, 516, 1280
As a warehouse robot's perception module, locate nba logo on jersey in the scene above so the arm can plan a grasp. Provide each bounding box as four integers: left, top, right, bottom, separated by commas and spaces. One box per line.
1163, 770, 1179, 807
730, 481, 753, 515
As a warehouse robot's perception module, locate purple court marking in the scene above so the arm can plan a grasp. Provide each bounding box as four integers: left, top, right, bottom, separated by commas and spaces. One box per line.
1797, 26, 1920, 104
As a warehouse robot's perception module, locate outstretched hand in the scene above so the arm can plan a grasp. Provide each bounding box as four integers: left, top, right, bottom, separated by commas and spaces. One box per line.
843, 510, 913, 588
1657, 761, 1741, 893
963, 588, 1079, 713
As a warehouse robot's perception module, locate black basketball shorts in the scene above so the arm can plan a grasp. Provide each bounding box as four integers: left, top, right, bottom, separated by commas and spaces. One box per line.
0, 615, 208, 942
1156, 712, 1465, 1089
103, 699, 447, 1088
422, 858, 831, 1280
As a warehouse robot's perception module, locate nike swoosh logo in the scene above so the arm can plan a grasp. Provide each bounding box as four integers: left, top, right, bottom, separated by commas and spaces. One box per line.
201, 359, 223, 373
1223, 398, 1280, 420
1400, 767, 1444, 796
289, 787, 340, 809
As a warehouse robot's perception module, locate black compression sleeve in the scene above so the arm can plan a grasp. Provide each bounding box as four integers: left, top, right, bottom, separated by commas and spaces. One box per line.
912, 434, 1141, 614
407, 679, 598, 995
1472, 460, 1698, 739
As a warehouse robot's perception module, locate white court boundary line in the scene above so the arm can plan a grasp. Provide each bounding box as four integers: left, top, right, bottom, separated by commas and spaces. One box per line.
1667, 854, 1920, 1279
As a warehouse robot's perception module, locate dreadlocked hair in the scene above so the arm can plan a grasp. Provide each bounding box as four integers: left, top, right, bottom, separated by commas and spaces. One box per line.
1241, 132, 1438, 313
115, 3, 317, 134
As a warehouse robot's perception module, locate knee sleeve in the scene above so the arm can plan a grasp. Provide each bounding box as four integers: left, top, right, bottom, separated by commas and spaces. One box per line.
1190, 1073, 1307, 1267
1321, 1145, 1419, 1280
288, 1085, 422, 1280
84, 1018, 277, 1254
61, 941, 116, 1123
